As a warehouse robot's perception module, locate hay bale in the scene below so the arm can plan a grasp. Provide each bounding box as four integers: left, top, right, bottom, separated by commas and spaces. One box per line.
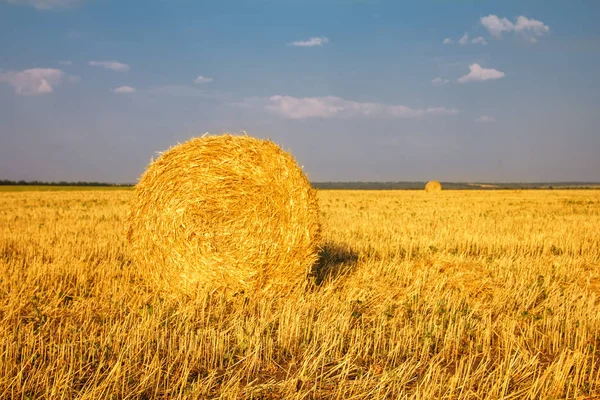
126, 134, 321, 295
425, 180, 442, 192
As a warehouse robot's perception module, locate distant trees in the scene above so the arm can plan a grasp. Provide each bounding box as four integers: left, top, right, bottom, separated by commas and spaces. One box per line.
0, 180, 596, 190
0, 180, 133, 187
312, 182, 599, 190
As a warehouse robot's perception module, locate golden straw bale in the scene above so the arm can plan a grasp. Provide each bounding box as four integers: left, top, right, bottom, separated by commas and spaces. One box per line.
425, 180, 442, 192
126, 134, 321, 295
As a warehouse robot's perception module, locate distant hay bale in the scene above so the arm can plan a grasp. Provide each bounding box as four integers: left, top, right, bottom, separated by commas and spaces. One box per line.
425, 180, 442, 192
126, 134, 321, 295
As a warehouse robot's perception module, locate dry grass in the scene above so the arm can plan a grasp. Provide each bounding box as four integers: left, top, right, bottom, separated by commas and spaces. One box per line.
1, 189, 599, 399
425, 181, 442, 192
126, 134, 321, 296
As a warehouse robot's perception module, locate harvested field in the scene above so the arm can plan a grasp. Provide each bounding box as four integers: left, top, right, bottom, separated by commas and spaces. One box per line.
1, 189, 599, 399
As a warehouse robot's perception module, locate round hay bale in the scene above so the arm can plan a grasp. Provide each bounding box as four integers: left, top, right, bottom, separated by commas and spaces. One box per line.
425, 180, 442, 192
126, 134, 321, 295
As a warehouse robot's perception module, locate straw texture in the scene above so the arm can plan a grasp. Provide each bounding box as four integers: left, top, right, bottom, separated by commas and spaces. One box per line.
126, 134, 321, 295
425, 180, 442, 192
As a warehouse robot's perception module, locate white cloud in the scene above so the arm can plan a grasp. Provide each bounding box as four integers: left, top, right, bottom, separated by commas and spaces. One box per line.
481, 15, 550, 41
2, 0, 83, 9
442, 38, 453, 44
515, 16, 550, 42
262, 95, 458, 119
58, 60, 73, 66
480, 15, 514, 37
89, 61, 130, 72
458, 33, 469, 45
514, 16, 550, 35
194, 75, 213, 84
471, 36, 488, 45
431, 77, 449, 86
289, 37, 329, 47
113, 86, 136, 94
0, 68, 65, 95
457, 63, 505, 83
475, 115, 496, 123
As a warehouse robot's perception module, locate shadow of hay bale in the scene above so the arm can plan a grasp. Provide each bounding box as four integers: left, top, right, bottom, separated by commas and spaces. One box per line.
310, 243, 359, 286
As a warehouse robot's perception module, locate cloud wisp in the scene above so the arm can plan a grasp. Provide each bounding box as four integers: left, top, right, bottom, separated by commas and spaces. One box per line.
0, 68, 65, 95
431, 77, 449, 86
89, 61, 130, 72
444, 33, 487, 45
457, 63, 505, 83
194, 75, 213, 84
289, 37, 329, 47
246, 95, 459, 120
475, 115, 497, 123
112, 86, 136, 94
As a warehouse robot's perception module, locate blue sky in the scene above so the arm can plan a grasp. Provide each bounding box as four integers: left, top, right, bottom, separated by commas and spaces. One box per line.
1, 0, 599, 183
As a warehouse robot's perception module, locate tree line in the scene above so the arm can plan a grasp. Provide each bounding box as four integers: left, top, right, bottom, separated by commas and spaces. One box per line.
0, 180, 133, 187
1, 179, 597, 190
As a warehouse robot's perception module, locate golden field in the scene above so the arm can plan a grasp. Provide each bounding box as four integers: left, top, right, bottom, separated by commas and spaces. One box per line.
1, 188, 599, 399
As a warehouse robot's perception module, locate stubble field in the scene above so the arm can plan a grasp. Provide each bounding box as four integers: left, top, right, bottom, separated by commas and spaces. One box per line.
1, 188, 599, 399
